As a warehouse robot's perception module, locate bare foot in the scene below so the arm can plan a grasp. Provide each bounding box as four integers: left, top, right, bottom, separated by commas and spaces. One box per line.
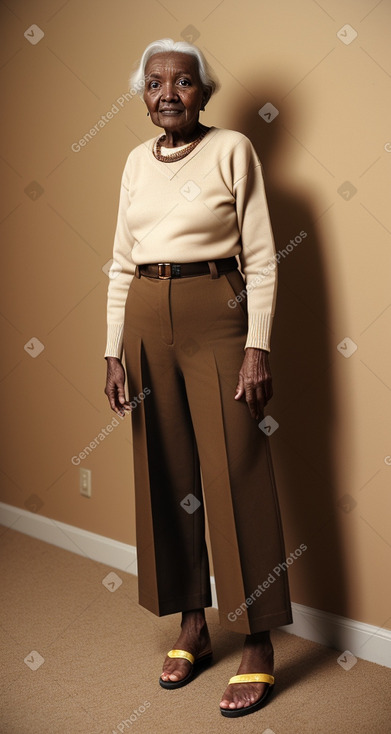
219, 631, 274, 711
160, 609, 212, 684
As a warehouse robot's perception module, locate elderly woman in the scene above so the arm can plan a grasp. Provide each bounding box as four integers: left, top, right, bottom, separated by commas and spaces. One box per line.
104, 38, 292, 717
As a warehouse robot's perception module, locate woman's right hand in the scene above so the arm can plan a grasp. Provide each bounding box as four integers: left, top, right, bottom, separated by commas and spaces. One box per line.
104, 357, 131, 417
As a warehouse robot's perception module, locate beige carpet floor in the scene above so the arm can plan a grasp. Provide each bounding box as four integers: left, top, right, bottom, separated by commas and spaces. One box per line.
1, 526, 390, 734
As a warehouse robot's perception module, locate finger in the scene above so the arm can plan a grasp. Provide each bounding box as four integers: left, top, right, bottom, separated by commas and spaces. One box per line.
112, 374, 129, 415
262, 378, 273, 405
114, 393, 131, 416
116, 383, 126, 405
108, 391, 120, 414
110, 394, 124, 416
116, 400, 132, 414
255, 385, 266, 418
106, 382, 127, 416
244, 386, 258, 419
234, 373, 245, 400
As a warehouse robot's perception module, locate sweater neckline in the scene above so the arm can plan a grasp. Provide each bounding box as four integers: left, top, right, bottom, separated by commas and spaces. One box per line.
149, 126, 218, 169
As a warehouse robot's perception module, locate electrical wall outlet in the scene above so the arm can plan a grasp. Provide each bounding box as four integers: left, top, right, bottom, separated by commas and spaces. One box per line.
80, 468, 91, 497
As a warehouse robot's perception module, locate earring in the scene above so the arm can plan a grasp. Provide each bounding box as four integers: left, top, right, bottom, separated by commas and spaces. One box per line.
147, 111, 150, 116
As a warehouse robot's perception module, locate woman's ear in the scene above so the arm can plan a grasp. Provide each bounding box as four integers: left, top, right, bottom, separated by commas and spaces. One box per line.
201, 88, 212, 111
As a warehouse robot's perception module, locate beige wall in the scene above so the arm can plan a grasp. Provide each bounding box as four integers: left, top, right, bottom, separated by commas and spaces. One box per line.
1, 0, 390, 632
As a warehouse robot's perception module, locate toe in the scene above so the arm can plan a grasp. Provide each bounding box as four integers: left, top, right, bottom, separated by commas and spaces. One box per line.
168, 666, 183, 681
221, 683, 266, 709
161, 660, 190, 683
229, 700, 243, 709
231, 692, 245, 709
219, 686, 233, 708
219, 698, 230, 709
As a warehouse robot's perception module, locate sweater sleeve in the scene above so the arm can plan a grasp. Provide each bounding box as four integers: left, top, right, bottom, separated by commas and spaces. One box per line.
233, 142, 277, 352
104, 157, 136, 359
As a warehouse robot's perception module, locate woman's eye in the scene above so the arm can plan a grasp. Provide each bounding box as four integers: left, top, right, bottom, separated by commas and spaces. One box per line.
178, 79, 191, 86
150, 81, 160, 89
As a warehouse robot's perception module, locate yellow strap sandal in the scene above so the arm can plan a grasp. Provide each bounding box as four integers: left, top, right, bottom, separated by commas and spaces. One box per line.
159, 648, 213, 689
220, 673, 275, 717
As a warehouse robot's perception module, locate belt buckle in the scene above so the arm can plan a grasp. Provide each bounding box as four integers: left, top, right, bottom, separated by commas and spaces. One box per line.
157, 262, 171, 279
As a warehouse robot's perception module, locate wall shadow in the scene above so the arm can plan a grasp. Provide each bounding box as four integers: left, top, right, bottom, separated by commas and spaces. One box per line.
226, 81, 349, 646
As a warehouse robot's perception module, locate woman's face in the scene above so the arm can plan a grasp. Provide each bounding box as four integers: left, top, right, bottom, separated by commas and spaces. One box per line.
143, 52, 206, 135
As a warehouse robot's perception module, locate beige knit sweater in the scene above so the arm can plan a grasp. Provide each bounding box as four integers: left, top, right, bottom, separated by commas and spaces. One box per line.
105, 126, 277, 358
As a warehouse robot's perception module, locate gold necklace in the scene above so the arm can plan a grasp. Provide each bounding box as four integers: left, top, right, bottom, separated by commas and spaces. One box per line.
153, 125, 209, 162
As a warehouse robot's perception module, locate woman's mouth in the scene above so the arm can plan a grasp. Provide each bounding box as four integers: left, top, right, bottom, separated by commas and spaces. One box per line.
159, 109, 182, 115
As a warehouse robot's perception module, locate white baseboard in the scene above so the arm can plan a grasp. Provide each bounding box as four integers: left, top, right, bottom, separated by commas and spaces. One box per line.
1, 501, 390, 669
0, 501, 138, 574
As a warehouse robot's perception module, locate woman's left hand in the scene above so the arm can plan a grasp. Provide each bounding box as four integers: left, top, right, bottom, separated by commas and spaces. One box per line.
235, 347, 273, 420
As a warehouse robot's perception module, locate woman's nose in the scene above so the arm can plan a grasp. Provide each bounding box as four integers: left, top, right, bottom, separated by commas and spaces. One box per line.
161, 82, 178, 101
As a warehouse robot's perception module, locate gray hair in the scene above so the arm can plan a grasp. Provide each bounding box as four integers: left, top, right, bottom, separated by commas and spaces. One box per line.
129, 38, 220, 99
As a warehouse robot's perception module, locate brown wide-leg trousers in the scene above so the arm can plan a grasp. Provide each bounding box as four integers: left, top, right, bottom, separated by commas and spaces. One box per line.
123, 267, 293, 634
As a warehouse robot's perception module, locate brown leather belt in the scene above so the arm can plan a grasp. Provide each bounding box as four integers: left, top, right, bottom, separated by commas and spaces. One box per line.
136, 257, 238, 280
